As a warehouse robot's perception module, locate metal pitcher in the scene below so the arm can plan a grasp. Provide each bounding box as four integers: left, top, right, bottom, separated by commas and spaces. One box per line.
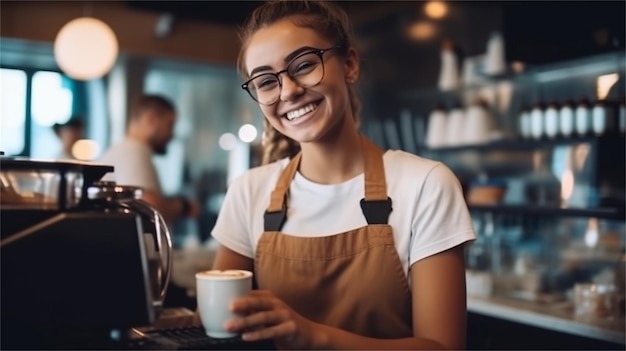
87, 181, 173, 312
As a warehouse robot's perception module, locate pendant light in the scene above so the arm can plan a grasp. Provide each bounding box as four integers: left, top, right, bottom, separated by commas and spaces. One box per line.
54, 15, 119, 81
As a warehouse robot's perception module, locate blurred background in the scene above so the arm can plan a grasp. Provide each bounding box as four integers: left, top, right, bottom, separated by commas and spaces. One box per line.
1, 1, 624, 348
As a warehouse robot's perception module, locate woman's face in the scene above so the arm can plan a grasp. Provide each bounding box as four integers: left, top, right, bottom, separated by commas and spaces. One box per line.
244, 17, 359, 144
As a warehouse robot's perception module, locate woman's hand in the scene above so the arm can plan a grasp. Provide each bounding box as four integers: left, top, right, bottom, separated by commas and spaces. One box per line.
224, 290, 324, 350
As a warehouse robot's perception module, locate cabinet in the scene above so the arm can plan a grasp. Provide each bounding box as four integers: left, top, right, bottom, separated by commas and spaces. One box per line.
428, 136, 626, 348
376, 51, 626, 214
363, 50, 626, 347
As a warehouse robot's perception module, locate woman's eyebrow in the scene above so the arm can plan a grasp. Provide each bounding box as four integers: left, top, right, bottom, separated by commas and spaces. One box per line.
284, 46, 317, 63
249, 46, 319, 77
250, 65, 273, 77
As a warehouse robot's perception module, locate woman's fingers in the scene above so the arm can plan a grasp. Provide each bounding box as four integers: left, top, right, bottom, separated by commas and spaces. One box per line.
223, 290, 309, 345
229, 292, 276, 314
241, 320, 298, 341
226, 308, 289, 330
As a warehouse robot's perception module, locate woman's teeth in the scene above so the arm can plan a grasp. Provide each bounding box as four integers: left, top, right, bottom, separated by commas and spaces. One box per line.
286, 103, 317, 121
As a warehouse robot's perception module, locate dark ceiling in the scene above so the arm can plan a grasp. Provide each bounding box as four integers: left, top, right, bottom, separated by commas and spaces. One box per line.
124, 1, 625, 69
125, 1, 266, 26
124, 1, 375, 27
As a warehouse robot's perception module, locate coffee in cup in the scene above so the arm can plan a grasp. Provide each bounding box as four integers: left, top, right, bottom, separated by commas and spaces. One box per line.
195, 269, 253, 338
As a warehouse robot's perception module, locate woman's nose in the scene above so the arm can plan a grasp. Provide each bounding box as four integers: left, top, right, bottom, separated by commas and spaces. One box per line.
279, 75, 305, 102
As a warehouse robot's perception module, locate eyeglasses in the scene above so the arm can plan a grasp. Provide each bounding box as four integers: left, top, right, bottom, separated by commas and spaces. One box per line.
241, 47, 336, 105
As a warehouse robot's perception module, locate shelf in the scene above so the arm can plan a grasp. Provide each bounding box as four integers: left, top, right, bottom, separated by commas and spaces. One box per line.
398, 50, 625, 102
468, 204, 625, 220
399, 73, 531, 101
467, 295, 625, 345
423, 135, 624, 153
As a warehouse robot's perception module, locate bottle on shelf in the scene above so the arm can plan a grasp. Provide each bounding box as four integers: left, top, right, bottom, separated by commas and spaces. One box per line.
437, 39, 460, 92
591, 99, 614, 136
518, 106, 531, 140
559, 98, 576, 138
524, 151, 561, 207
575, 97, 592, 136
530, 102, 545, 140
544, 101, 560, 139
484, 31, 506, 76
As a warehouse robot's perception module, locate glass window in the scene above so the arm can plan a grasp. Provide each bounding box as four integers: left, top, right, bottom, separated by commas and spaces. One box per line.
30, 71, 74, 159
0, 68, 27, 155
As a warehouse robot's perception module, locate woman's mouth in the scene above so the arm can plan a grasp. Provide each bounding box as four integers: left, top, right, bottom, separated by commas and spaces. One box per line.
285, 102, 318, 121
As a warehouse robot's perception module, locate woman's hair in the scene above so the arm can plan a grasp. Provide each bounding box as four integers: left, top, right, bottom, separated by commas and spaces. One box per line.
237, 0, 362, 164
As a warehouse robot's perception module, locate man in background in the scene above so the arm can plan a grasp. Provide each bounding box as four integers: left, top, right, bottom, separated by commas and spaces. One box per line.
53, 116, 84, 160
99, 94, 199, 225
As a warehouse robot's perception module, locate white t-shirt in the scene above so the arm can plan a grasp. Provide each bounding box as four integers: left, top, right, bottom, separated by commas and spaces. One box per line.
212, 149, 476, 280
98, 138, 162, 194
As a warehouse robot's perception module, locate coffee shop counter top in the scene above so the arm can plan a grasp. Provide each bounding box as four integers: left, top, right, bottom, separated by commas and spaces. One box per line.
170, 240, 625, 344
170, 239, 219, 297
467, 295, 625, 344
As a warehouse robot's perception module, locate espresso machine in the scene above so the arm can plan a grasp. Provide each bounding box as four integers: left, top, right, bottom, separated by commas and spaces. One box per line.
1, 156, 274, 350
0, 157, 172, 349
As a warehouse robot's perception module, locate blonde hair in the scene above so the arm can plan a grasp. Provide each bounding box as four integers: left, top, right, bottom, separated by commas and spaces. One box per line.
237, 0, 362, 164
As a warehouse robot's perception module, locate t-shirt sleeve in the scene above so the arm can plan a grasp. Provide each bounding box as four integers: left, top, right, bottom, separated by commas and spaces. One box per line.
211, 174, 254, 258
409, 163, 476, 266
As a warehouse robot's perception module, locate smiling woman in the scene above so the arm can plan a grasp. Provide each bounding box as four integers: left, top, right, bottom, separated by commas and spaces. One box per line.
207, 1, 477, 350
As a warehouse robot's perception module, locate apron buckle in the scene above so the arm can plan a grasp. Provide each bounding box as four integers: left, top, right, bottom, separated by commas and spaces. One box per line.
264, 206, 287, 231
360, 197, 393, 224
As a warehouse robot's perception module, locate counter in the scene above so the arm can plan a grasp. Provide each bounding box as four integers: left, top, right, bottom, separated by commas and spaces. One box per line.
169, 242, 626, 345
468, 295, 625, 345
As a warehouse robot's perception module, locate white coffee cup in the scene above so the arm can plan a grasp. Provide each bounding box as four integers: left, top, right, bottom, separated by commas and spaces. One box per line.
195, 269, 253, 338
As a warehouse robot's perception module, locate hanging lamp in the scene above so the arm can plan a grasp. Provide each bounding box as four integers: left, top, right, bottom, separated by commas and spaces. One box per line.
54, 16, 119, 81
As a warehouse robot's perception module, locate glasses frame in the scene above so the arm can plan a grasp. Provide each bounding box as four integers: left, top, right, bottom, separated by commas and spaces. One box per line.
241, 47, 337, 105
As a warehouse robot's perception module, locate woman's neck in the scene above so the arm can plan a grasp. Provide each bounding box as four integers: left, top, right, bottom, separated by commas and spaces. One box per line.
298, 122, 364, 185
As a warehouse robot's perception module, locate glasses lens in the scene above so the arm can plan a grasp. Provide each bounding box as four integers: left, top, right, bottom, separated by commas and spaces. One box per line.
288, 52, 324, 88
248, 73, 280, 105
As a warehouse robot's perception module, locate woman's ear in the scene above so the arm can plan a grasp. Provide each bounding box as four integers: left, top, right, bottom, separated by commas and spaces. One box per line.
344, 46, 360, 84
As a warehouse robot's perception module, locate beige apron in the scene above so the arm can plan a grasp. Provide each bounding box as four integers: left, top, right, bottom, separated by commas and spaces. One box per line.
254, 136, 413, 339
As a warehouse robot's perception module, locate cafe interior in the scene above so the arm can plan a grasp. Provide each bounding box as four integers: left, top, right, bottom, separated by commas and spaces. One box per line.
1, 1, 624, 350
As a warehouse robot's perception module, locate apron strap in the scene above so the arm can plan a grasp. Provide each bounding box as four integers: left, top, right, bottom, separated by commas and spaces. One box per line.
263, 135, 393, 231
264, 152, 301, 231
360, 136, 393, 224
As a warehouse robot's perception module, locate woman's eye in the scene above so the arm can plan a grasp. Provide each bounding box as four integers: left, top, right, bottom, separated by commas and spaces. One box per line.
256, 77, 278, 90
293, 61, 317, 74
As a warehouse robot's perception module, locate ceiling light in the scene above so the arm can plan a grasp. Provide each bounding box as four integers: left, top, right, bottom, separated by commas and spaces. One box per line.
54, 17, 119, 81
425, 1, 448, 19
408, 22, 435, 41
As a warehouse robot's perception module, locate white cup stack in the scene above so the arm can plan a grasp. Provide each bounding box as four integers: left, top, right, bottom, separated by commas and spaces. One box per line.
464, 101, 494, 145
445, 105, 466, 147
425, 105, 448, 149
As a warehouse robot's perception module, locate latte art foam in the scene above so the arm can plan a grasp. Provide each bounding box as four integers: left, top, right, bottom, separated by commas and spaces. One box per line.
196, 269, 252, 280
202, 270, 246, 277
